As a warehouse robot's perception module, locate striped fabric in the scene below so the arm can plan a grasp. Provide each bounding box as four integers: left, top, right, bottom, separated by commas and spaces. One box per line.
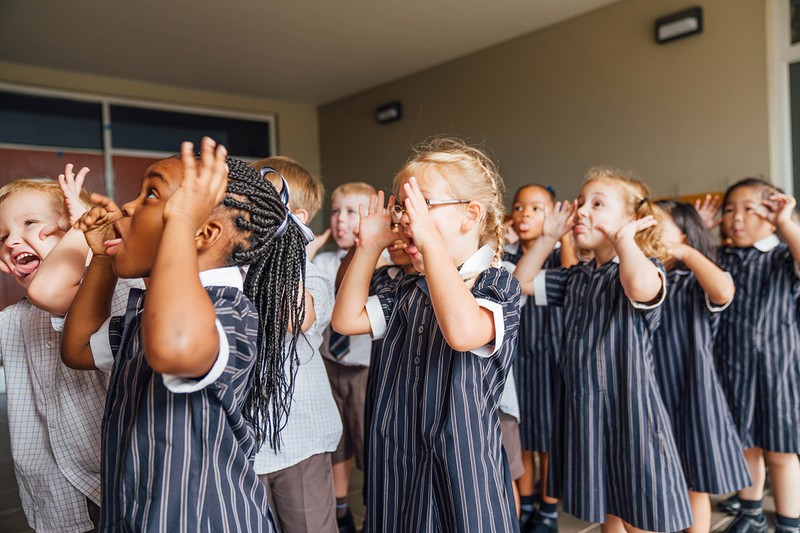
364, 263, 521, 533
651, 269, 751, 494
502, 243, 563, 452
714, 237, 800, 454
542, 259, 693, 531
99, 284, 274, 532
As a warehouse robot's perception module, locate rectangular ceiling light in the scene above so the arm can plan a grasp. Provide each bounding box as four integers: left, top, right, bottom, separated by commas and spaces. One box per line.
655, 7, 703, 44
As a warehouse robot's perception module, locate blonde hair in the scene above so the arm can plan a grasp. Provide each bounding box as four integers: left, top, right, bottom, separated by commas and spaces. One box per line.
250, 156, 325, 221
583, 166, 667, 262
0, 178, 91, 222
392, 136, 507, 267
331, 181, 377, 202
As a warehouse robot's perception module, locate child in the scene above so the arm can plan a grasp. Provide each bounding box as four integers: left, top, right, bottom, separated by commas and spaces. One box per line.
332, 137, 522, 532
61, 138, 308, 531
503, 184, 576, 532
513, 167, 692, 533
313, 181, 376, 531
0, 169, 137, 532
713, 178, 800, 533
652, 201, 751, 533
250, 156, 342, 533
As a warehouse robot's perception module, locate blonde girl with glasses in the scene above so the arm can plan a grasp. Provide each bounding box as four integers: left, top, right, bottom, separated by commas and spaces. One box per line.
332, 137, 522, 532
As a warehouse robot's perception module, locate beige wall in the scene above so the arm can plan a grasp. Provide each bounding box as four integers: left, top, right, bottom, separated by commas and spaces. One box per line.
0, 60, 321, 178
319, 0, 769, 205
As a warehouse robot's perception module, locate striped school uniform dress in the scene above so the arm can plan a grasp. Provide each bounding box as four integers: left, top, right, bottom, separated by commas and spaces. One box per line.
91, 268, 274, 532
363, 245, 521, 533
651, 269, 751, 494
714, 235, 800, 454
502, 243, 563, 452
540, 258, 692, 532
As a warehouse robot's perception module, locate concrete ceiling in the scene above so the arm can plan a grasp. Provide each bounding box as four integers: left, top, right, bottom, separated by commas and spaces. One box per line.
0, 0, 620, 105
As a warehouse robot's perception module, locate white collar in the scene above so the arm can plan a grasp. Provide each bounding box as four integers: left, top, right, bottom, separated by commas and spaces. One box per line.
460, 245, 495, 278
198, 266, 244, 290
753, 234, 780, 252
612, 255, 620, 263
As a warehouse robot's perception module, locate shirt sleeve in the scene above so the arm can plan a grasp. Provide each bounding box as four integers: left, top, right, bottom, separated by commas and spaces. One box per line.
534, 267, 569, 307
299, 265, 335, 364
470, 267, 521, 358
90, 315, 125, 372
161, 318, 230, 393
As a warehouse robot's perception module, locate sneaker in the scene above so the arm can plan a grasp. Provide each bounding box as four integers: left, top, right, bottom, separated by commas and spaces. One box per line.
725, 512, 767, 533
530, 512, 558, 533
718, 495, 742, 515
519, 508, 536, 533
337, 508, 356, 533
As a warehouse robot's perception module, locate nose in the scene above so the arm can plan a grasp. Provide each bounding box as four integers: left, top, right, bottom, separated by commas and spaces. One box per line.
3, 229, 22, 249
121, 198, 138, 217
576, 203, 589, 218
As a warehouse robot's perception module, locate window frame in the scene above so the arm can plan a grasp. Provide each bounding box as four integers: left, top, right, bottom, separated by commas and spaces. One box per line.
0, 81, 277, 200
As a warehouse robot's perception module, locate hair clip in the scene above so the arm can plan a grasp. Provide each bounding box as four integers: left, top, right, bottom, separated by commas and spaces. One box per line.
260, 166, 315, 244
545, 185, 556, 197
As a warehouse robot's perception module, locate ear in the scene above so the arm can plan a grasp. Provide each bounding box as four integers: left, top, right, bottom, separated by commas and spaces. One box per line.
195, 219, 224, 252
460, 202, 483, 233
292, 208, 309, 225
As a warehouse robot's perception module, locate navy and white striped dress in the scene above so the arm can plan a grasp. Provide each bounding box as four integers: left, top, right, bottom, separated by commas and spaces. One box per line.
541, 259, 692, 531
651, 269, 751, 494
714, 236, 800, 454
503, 243, 563, 452
363, 251, 521, 533
96, 282, 274, 532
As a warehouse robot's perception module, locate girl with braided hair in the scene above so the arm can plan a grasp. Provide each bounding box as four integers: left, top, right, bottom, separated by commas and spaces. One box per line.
61, 137, 308, 532
332, 136, 522, 532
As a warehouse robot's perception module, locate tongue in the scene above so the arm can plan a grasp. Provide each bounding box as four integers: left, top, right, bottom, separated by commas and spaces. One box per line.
13, 258, 40, 278
518, 223, 530, 232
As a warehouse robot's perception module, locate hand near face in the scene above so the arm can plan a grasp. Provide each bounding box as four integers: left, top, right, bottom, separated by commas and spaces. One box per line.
402, 177, 444, 254
357, 191, 396, 253
75, 194, 123, 256
760, 193, 797, 228
596, 215, 657, 248
543, 200, 576, 240
164, 137, 228, 229
38, 163, 91, 240
694, 194, 722, 230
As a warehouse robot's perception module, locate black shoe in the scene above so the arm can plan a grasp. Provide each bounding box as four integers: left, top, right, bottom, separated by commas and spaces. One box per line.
337, 508, 356, 533
519, 508, 536, 533
725, 512, 767, 533
718, 495, 742, 515
530, 512, 558, 533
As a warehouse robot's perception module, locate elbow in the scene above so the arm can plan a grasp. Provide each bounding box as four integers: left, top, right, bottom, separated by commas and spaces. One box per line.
711, 284, 735, 307
330, 314, 351, 335
143, 333, 214, 376
27, 283, 67, 315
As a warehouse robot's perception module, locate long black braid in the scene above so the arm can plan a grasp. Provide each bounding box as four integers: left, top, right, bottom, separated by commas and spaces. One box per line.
221, 156, 307, 451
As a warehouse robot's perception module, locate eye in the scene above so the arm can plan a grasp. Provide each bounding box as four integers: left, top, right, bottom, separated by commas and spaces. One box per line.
146, 188, 158, 200
24, 219, 39, 226
723, 206, 734, 214
513, 205, 524, 212
533, 207, 543, 213
0, 235, 6, 244
594, 201, 603, 208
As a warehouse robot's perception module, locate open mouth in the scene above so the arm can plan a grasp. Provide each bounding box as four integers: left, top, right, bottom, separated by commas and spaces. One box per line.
103, 223, 124, 255
12, 251, 42, 279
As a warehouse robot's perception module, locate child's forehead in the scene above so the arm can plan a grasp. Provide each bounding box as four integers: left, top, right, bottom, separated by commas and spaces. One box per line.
332, 192, 370, 207
726, 185, 766, 204
0, 188, 58, 213
514, 186, 553, 204
143, 158, 184, 185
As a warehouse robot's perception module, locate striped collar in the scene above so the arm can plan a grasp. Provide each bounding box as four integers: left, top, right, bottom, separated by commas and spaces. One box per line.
198, 266, 245, 290
753, 234, 780, 252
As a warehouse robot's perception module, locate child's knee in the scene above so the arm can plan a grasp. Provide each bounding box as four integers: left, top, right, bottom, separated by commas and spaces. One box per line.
764, 450, 800, 468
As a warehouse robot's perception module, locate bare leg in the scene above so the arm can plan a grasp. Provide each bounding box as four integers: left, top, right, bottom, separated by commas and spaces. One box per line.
601, 514, 628, 533
686, 491, 710, 533
513, 479, 521, 518
332, 459, 352, 499
763, 450, 800, 518
738, 447, 766, 501
519, 451, 537, 497
539, 452, 559, 506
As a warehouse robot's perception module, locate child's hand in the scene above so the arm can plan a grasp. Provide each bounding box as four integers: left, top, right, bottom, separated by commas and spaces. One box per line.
598, 216, 657, 247
306, 228, 330, 260
75, 194, 123, 256
38, 163, 91, 240
402, 177, 444, 254
164, 138, 228, 228
760, 193, 797, 228
504, 219, 519, 245
357, 191, 396, 252
666, 241, 691, 262
542, 200, 576, 240
694, 194, 722, 229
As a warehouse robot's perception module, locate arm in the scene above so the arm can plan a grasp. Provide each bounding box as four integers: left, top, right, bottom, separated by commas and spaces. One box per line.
602, 217, 663, 303
61, 195, 123, 370
334, 246, 355, 291
401, 177, 494, 352
331, 192, 396, 335
141, 138, 227, 377
28, 164, 91, 314
670, 243, 734, 305
513, 200, 576, 295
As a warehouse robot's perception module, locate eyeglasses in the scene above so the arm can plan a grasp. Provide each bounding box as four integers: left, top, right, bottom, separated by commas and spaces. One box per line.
390, 199, 470, 225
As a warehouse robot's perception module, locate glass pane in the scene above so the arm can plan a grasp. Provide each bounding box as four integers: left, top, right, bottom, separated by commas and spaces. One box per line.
0, 91, 103, 149
110, 105, 272, 158
791, 61, 800, 194
793, 0, 800, 44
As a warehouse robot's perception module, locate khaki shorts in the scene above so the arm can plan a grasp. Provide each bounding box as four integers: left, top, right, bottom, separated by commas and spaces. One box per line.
500, 411, 525, 480
324, 358, 368, 470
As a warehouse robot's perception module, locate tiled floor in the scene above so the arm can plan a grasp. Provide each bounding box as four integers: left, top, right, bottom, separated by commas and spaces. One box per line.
0, 392, 778, 532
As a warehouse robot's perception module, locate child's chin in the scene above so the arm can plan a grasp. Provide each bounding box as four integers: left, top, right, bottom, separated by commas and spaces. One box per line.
334, 237, 356, 249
